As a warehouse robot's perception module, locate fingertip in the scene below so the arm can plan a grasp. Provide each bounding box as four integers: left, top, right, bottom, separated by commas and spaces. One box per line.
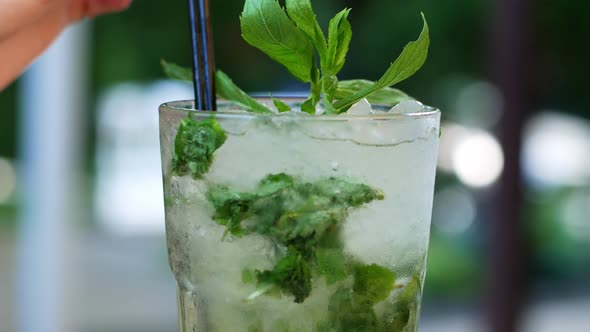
68, 0, 131, 22
113, 0, 132, 11
89, 0, 132, 18
100, 0, 132, 12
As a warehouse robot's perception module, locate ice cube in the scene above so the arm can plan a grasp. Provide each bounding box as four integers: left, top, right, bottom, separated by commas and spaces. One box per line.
300, 107, 352, 141
350, 100, 433, 145
388, 100, 425, 114
345, 98, 373, 115
350, 121, 386, 145
271, 110, 311, 128
275, 110, 309, 116
220, 116, 256, 135
331, 161, 340, 171
344, 99, 383, 144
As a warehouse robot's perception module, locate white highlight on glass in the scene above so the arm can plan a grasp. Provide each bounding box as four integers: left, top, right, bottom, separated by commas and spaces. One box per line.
454, 80, 503, 128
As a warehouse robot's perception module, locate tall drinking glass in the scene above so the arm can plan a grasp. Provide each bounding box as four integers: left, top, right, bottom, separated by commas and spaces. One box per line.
159, 99, 440, 332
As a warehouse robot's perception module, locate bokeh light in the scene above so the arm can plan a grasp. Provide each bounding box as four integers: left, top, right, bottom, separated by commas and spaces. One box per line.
454, 80, 503, 128
438, 123, 504, 188
452, 130, 504, 188
437, 123, 470, 173
432, 186, 477, 235
523, 112, 590, 188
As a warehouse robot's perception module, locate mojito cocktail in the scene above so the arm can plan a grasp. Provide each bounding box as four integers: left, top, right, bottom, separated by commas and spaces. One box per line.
159, 99, 440, 332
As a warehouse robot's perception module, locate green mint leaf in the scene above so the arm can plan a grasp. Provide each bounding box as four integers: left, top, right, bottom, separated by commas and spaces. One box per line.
316, 248, 347, 284
285, 0, 328, 61
172, 118, 227, 179
242, 268, 257, 284
161, 61, 273, 113
334, 14, 429, 111
353, 263, 396, 303
328, 287, 379, 332
301, 99, 316, 114
269, 319, 292, 332
322, 98, 338, 114
207, 185, 254, 237
247, 321, 264, 332
322, 75, 339, 102
312, 177, 385, 207
161, 59, 193, 81
326, 9, 352, 76
216, 70, 273, 113
271, 96, 292, 113
301, 65, 322, 114
372, 13, 429, 89
255, 247, 312, 303
241, 0, 315, 82
256, 173, 296, 195
335, 79, 413, 105
381, 274, 421, 331
274, 208, 346, 243
315, 321, 330, 332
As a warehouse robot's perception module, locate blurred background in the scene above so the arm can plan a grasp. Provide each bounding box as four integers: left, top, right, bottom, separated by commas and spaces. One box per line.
0, 0, 588, 331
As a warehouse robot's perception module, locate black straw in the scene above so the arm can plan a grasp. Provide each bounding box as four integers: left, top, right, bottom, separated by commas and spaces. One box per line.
188, 0, 216, 111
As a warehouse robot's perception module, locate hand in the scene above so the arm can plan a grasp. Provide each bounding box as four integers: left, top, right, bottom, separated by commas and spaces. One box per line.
0, 0, 131, 90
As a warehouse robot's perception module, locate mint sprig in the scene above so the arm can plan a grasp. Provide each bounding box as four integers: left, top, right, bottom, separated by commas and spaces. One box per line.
163, 1, 429, 114
241, 0, 428, 113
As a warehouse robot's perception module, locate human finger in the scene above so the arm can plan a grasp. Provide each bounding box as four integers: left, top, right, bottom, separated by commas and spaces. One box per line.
68, 0, 132, 22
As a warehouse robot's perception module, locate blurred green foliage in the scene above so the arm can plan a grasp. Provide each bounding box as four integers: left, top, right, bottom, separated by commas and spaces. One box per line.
0, 205, 17, 230
0, 84, 18, 157
533, 0, 590, 112
526, 188, 590, 281
425, 230, 481, 299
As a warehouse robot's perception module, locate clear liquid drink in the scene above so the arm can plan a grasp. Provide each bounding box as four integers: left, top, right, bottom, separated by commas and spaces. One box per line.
159, 99, 440, 332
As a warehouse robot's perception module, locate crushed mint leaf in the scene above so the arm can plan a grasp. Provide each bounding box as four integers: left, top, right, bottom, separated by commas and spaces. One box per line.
172, 117, 226, 179
206, 173, 384, 303
353, 263, 397, 303
328, 287, 379, 332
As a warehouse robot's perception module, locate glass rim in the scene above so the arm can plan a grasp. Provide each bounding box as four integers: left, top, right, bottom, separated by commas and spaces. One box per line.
160, 98, 440, 121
